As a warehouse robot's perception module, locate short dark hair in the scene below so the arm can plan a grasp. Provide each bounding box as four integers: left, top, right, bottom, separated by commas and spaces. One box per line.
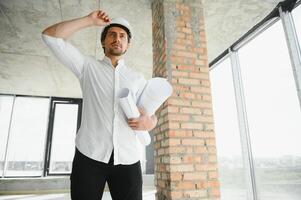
101, 24, 132, 44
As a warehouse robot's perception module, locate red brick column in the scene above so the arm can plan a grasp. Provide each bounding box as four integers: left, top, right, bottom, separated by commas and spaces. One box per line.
151, 0, 220, 199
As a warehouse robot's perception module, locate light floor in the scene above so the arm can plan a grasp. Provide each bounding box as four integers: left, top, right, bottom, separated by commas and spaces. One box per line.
0, 194, 71, 200
0, 189, 156, 200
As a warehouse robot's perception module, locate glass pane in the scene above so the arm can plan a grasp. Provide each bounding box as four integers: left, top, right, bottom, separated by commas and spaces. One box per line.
0, 96, 14, 177
210, 58, 247, 200
292, 4, 301, 46
146, 140, 154, 174
49, 104, 77, 174
5, 97, 50, 177
238, 20, 301, 200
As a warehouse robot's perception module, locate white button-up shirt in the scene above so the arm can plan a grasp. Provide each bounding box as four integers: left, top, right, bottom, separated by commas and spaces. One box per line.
42, 34, 147, 165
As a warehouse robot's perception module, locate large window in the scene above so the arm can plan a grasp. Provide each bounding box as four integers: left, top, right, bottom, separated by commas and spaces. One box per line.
210, 4, 301, 199
210, 58, 247, 200
4, 97, 50, 177
0, 94, 152, 178
0, 95, 82, 178
49, 103, 78, 174
238, 20, 301, 200
0, 96, 14, 177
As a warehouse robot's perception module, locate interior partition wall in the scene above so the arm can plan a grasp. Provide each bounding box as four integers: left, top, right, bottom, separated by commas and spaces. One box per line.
210, 2, 301, 200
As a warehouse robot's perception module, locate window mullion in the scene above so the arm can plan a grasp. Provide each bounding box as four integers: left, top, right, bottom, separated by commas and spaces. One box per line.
280, 7, 301, 109
230, 50, 258, 200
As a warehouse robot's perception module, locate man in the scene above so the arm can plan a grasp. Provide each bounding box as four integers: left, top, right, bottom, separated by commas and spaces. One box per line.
42, 10, 157, 200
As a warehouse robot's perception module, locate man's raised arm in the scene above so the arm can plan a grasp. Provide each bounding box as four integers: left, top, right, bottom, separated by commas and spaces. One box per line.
42, 10, 110, 39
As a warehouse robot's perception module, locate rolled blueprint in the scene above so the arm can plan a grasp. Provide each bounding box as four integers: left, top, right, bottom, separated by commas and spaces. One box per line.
119, 88, 151, 145
119, 77, 173, 146
137, 77, 173, 115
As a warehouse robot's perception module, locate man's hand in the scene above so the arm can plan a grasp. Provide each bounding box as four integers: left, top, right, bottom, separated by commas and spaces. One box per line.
128, 107, 158, 131
87, 10, 111, 26
42, 10, 110, 39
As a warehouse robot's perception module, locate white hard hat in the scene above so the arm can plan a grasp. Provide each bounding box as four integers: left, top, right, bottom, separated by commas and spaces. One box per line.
100, 17, 133, 40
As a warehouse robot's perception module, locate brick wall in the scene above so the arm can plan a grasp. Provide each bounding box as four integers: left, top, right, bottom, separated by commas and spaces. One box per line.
151, 0, 220, 199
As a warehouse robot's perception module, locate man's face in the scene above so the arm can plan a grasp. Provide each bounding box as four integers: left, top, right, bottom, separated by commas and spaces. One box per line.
102, 26, 130, 57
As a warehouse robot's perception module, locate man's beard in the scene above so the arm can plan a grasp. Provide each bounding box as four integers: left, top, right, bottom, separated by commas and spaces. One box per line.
108, 48, 126, 56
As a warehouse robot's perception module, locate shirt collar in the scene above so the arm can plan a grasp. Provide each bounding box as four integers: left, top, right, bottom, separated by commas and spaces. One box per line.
103, 56, 125, 68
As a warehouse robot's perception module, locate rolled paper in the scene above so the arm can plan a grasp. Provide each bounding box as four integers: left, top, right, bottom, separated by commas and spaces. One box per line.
118, 88, 151, 145
137, 77, 173, 115
119, 77, 173, 146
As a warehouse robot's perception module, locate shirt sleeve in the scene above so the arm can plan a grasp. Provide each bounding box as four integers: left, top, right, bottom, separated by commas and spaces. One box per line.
42, 34, 84, 79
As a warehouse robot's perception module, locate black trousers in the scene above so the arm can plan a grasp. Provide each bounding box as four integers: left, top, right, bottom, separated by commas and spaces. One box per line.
70, 149, 142, 200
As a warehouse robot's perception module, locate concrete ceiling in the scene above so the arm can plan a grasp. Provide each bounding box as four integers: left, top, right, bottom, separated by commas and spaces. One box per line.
0, 0, 283, 61
0, 0, 284, 97
203, 0, 282, 62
